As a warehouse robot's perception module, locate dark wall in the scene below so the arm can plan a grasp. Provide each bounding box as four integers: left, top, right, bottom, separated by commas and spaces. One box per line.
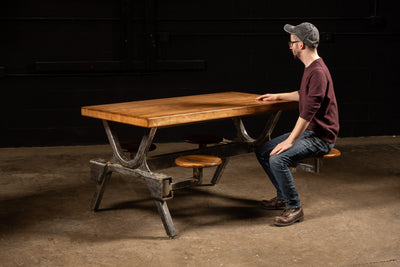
1, 0, 399, 147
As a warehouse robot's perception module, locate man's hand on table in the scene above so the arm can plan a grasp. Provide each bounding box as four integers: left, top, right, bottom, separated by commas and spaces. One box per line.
256, 94, 280, 101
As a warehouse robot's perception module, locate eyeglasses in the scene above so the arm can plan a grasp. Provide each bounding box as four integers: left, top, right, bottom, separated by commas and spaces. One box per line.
288, 41, 301, 47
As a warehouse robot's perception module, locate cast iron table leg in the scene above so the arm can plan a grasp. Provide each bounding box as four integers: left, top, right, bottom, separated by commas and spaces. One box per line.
90, 170, 112, 211
154, 200, 177, 238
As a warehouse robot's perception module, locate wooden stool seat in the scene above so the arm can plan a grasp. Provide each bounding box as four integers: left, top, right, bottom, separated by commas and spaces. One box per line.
183, 134, 223, 146
321, 148, 341, 158
294, 147, 341, 173
175, 155, 222, 168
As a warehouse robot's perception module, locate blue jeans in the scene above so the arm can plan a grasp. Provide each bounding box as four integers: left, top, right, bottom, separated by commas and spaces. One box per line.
255, 130, 334, 208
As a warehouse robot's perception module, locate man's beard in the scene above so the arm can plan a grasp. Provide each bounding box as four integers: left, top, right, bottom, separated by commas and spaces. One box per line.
293, 51, 300, 60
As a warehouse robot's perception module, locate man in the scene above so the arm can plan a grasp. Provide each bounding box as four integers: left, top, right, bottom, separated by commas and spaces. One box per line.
255, 22, 339, 226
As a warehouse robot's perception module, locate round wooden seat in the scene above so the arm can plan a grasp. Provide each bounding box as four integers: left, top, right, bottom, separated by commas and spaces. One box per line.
321, 148, 341, 158
175, 155, 222, 168
183, 134, 223, 146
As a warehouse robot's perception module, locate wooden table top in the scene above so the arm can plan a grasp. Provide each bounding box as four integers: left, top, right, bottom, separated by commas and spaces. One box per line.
81, 91, 298, 128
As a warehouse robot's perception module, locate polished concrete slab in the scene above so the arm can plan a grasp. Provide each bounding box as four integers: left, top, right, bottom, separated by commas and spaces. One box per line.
0, 136, 399, 266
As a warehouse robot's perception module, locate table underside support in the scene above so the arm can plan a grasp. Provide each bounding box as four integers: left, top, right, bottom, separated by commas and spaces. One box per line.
103, 120, 157, 170
233, 110, 282, 145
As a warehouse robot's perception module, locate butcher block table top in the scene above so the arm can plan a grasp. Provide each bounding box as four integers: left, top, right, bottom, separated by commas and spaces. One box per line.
81, 91, 298, 128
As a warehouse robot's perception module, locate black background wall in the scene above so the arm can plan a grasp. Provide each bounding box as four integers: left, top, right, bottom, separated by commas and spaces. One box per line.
1, 0, 399, 147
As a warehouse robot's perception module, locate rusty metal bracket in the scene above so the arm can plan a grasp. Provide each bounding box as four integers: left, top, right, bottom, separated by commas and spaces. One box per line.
103, 120, 157, 169
232, 111, 282, 146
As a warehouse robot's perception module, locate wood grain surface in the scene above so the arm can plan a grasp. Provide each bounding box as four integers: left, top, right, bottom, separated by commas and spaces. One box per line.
175, 155, 223, 168
81, 91, 298, 128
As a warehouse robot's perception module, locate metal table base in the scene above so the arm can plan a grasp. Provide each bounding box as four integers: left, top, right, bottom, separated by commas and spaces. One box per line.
88, 111, 281, 238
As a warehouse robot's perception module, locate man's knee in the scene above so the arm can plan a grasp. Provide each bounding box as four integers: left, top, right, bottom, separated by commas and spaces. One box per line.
269, 154, 291, 170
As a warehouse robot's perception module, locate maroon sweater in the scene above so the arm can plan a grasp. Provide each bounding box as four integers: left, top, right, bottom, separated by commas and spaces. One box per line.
299, 58, 339, 143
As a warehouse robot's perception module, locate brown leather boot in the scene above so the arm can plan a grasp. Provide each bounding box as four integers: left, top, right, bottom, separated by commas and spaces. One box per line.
273, 207, 304, 226
260, 197, 286, 210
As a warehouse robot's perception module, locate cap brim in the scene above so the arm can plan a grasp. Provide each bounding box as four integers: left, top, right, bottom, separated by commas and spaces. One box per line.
283, 24, 296, 34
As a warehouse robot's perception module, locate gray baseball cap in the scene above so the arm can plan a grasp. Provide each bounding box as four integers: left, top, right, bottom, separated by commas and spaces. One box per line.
284, 22, 319, 47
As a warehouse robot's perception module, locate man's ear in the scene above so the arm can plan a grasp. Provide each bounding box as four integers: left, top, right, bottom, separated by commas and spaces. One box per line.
299, 41, 306, 49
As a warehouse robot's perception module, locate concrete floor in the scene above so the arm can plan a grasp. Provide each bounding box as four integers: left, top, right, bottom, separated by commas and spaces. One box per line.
0, 136, 399, 266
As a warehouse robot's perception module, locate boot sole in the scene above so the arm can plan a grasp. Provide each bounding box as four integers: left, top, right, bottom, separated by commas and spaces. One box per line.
273, 217, 304, 227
